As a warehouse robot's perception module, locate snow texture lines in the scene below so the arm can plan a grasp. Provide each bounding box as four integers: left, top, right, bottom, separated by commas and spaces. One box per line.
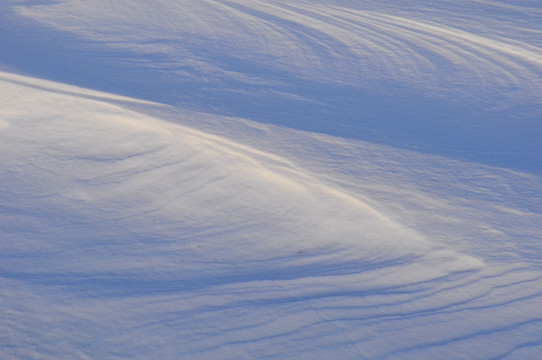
11, 0, 542, 172
2, 1, 542, 359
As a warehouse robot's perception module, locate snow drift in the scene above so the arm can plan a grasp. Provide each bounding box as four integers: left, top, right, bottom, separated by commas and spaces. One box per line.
1, 0, 542, 359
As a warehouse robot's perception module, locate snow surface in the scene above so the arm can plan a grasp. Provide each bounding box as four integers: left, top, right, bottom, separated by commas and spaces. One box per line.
1, 0, 542, 359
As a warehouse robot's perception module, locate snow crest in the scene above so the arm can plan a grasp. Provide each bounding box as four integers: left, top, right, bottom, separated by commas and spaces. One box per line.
1, 1, 542, 359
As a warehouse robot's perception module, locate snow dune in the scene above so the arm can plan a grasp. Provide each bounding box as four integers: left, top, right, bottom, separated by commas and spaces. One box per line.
7, 0, 542, 171
1, 0, 542, 359
0, 70, 483, 359
2, 70, 487, 281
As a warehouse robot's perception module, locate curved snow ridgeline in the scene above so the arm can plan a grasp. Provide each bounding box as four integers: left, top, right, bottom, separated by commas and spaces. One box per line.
0, 70, 482, 359
4, 0, 542, 171
1, 0, 542, 359
14, 0, 542, 90
0, 70, 479, 279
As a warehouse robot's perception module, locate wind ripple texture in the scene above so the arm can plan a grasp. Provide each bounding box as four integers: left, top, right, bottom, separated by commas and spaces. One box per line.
1, 1, 542, 359
15, 0, 542, 97
10, 0, 542, 172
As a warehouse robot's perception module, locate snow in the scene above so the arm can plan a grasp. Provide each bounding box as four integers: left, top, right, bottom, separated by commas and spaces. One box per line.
1, 0, 542, 359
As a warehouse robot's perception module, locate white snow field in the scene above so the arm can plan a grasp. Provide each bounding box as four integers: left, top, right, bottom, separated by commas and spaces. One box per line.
1, 1, 542, 359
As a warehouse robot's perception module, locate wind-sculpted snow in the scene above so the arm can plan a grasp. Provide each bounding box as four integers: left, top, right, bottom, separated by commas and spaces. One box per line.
1, 1, 542, 359
5, 0, 542, 172
1, 72, 542, 359
13, 0, 542, 89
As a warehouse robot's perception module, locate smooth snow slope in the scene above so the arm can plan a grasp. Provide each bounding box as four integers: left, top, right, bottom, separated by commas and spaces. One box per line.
1, 0, 542, 359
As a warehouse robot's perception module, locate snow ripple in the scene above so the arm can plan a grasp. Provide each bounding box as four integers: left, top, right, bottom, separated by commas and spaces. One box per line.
1, 68, 541, 360
210, 0, 542, 93
0, 71, 495, 359
2, 1, 542, 358
11, 0, 542, 172
16, 0, 542, 96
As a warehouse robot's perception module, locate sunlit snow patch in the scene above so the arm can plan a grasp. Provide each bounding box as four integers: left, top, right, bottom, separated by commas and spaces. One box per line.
0, 71, 482, 279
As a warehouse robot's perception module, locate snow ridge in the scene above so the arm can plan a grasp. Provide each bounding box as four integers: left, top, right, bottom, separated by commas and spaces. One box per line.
8, 0, 542, 171
1, 1, 542, 359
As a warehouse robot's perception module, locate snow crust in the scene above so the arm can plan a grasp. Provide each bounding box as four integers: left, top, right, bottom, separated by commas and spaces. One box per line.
1, 0, 542, 359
